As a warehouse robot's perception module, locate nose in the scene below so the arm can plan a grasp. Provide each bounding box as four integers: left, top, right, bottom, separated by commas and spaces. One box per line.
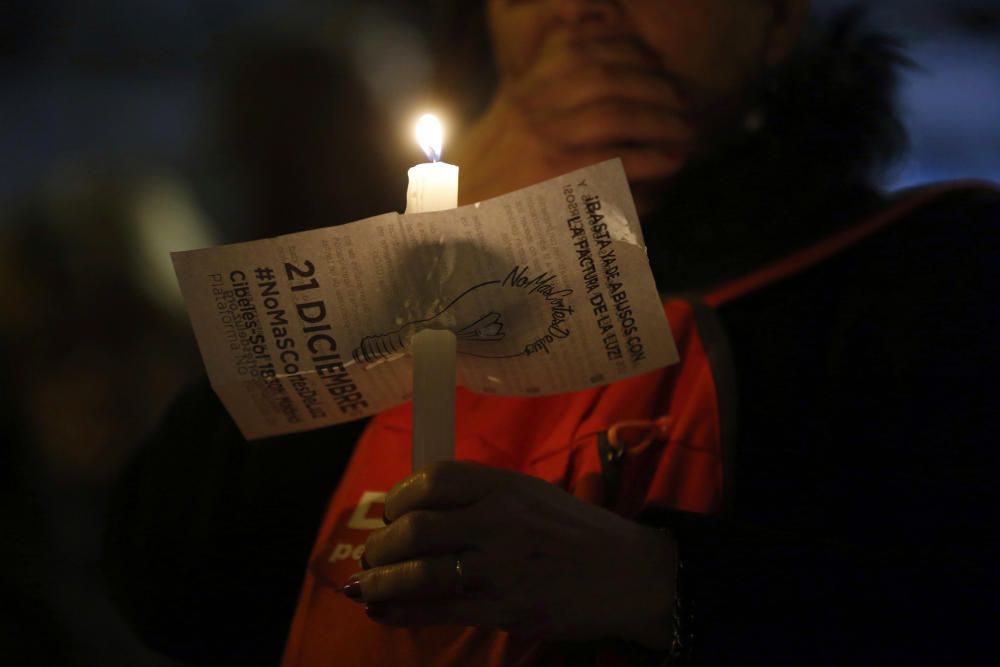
553, 0, 622, 26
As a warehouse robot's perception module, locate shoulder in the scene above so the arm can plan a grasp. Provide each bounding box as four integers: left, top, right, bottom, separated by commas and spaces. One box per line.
868, 180, 999, 262
832, 181, 999, 338
708, 179, 999, 462
710, 180, 999, 320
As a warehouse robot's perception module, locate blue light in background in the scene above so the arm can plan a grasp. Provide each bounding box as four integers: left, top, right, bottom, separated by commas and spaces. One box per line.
815, 0, 1000, 188
891, 34, 1000, 187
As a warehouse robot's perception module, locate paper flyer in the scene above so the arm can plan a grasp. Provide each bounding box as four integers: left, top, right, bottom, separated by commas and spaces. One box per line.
172, 159, 678, 439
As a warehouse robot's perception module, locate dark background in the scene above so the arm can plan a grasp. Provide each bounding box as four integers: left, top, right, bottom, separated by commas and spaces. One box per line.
1, 1, 997, 665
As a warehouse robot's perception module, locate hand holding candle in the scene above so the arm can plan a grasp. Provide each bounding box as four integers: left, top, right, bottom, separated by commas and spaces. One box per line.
406, 114, 459, 471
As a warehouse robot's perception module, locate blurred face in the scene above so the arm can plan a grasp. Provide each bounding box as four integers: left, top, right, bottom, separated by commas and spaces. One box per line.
485, 0, 807, 189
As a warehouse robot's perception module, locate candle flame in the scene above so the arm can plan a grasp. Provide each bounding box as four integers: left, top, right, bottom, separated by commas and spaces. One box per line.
416, 114, 443, 162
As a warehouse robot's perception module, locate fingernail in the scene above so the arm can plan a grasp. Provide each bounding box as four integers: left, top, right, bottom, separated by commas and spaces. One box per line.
365, 602, 387, 619
341, 579, 362, 602
361, 554, 371, 570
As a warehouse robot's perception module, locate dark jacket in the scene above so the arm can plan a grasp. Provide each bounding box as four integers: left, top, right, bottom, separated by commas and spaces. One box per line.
651, 183, 1000, 665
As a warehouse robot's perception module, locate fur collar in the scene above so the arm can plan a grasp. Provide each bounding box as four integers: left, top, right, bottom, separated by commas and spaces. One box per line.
646, 8, 912, 292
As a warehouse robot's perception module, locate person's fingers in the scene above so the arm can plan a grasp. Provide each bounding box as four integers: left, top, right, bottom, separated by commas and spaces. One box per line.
358, 550, 491, 603
384, 461, 509, 521
513, 34, 687, 114
363, 508, 478, 567
535, 100, 695, 150
515, 64, 685, 119
566, 144, 691, 184
534, 33, 661, 76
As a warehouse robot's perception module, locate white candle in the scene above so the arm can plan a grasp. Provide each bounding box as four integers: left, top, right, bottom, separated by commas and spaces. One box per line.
406, 114, 459, 471
406, 114, 459, 214
407, 162, 459, 214
412, 329, 456, 471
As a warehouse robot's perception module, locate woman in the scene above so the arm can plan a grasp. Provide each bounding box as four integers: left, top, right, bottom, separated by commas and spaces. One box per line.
105, 2, 999, 665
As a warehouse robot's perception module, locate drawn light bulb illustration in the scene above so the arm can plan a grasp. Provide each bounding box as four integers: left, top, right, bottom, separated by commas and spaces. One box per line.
352, 266, 576, 365
353, 281, 508, 365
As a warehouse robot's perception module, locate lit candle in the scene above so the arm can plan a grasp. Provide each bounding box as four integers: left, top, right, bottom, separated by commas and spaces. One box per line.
406, 114, 459, 214
407, 114, 458, 471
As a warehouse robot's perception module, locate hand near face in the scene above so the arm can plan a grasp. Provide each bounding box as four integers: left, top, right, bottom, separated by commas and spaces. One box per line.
452, 28, 695, 211
349, 461, 676, 649
451, 0, 807, 212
